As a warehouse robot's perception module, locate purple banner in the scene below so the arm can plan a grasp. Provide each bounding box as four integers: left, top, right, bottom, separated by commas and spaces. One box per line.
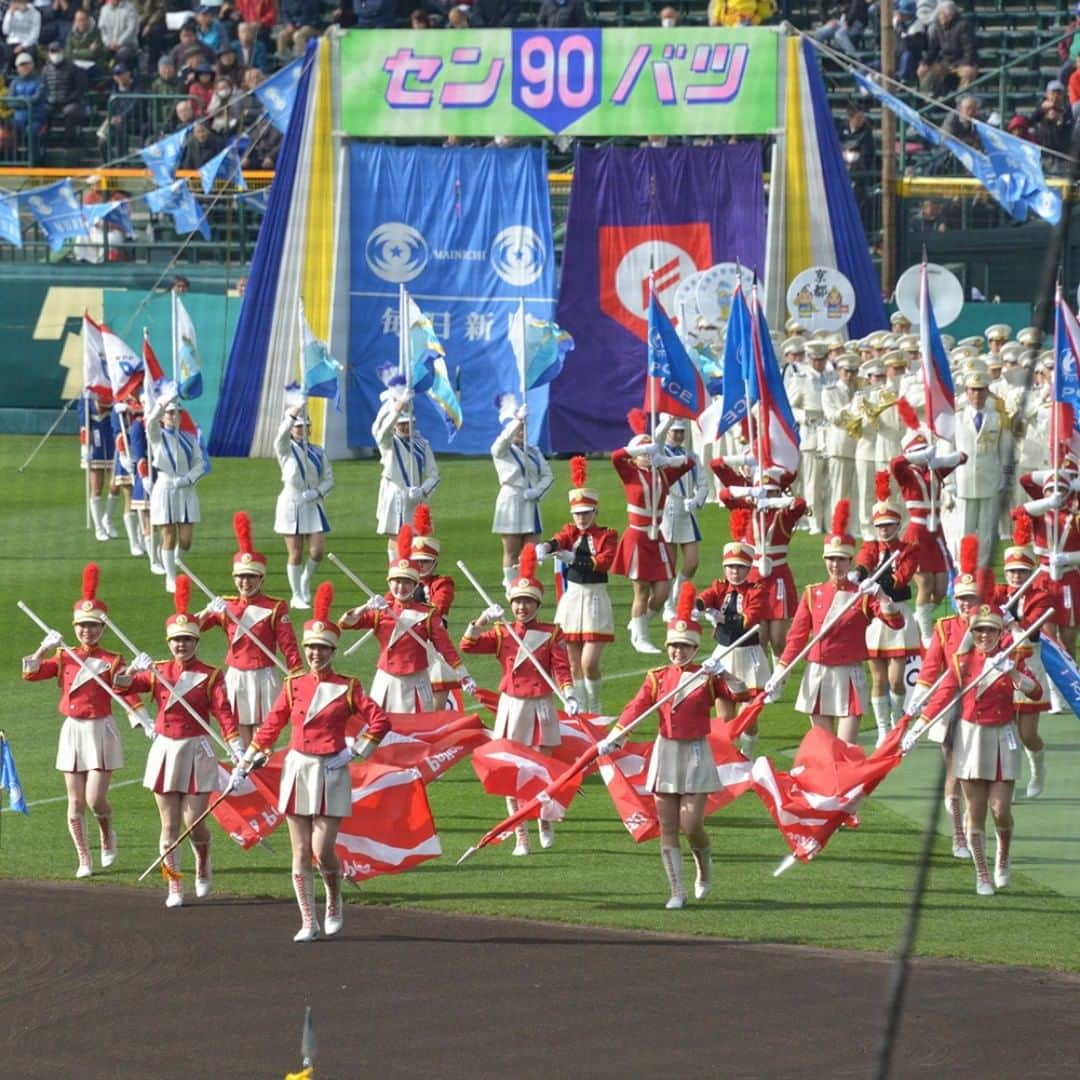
550, 143, 765, 452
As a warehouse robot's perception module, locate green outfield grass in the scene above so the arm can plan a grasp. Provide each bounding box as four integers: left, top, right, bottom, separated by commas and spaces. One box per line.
3, 434, 1080, 972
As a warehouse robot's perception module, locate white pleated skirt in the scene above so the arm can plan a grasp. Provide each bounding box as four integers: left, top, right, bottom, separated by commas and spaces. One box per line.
225, 666, 283, 727
370, 668, 434, 713
494, 694, 560, 748
795, 661, 867, 718
149, 482, 200, 526
554, 582, 615, 642
279, 748, 352, 817
55, 716, 123, 773
719, 644, 771, 692
143, 734, 219, 795
646, 735, 721, 795
865, 604, 922, 658
491, 489, 542, 536
952, 721, 1021, 782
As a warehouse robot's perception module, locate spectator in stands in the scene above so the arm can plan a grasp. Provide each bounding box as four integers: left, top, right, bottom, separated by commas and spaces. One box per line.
167, 95, 197, 131
235, 20, 268, 72
239, 69, 281, 167
215, 40, 242, 81
942, 93, 980, 149
893, 0, 926, 84
47, 0, 79, 48
709, 0, 775, 27
469, 0, 520, 26
4, 0, 43, 54
839, 99, 875, 173
276, 0, 320, 60
0, 73, 12, 154
1056, 2, 1080, 88
99, 0, 140, 65
917, 0, 976, 98
207, 74, 241, 135
814, 0, 869, 58
135, 0, 168, 68
194, 4, 231, 55
186, 61, 216, 112
447, 4, 470, 27
353, 0, 395, 28
98, 60, 144, 161
42, 37, 86, 140
171, 20, 215, 76
409, 8, 429, 27
151, 54, 182, 96
9, 51, 47, 158
1030, 82, 1072, 166
910, 197, 947, 232
1005, 114, 1032, 141
179, 116, 224, 169
537, 0, 589, 28
221, 0, 277, 35
1031, 79, 1072, 133
66, 8, 106, 81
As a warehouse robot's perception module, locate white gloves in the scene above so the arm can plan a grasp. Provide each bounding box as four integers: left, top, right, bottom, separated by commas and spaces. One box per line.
515, 403, 528, 420
227, 737, 245, 765
483, 603, 504, 621
564, 695, 581, 716
763, 671, 784, 703
366, 594, 389, 612
1050, 552, 1067, 571
39, 629, 63, 651
535, 543, 551, 562
301, 488, 320, 502
461, 675, 478, 696
596, 730, 626, 756
857, 578, 881, 597
206, 596, 228, 616
900, 727, 921, 755
227, 764, 248, 791
846, 570, 862, 585
554, 549, 574, 565
724, 454, 757, 469
128, 651, 153, 673
173, 475, 192, 489
987, 652, 1015, 675
1001, 608, 1017, 627
700, 656, 723, 676
406, 486, 423, 500
523, 486, 541, 500
701, 608, 719, 627
904, 446, 933, 465
128, 706, 152, 734
324, 746, 355, 772
682, 497, 696, 513
760, 496, 795, 510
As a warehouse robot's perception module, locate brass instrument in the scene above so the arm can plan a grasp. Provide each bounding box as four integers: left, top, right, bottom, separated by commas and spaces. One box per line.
837, 408, 864, 439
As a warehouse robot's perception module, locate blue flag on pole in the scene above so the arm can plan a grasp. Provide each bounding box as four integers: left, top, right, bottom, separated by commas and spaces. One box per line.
82, 199, 135, 239
510, 309, 575, 389
405, 293, 462, 437
0, 193, 22, 248
140, 126, 189, 187
716, 280, 755, 436
21, 179, 89, 251
146, 180, 210, 241
199, 140, 247, 195
644, 287, 706, 420
255, 58, 303, 134
0, 735, 28, 815
1040, 635, 1080, 716
300, 306, 343, 400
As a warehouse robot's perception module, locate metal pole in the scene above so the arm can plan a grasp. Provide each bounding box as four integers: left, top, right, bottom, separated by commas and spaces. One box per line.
15, 397, 78, 473
880, 0, 897, 297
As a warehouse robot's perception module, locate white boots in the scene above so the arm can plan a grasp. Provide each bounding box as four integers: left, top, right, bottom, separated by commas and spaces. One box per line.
871, 696, 892, 749
1025, 748, 1046, 798
96, 815, 117, 869
994, 829, 1011, 889
161, 547, 177, 593
506, 798, 529, 856
69, 814, 92, 878
661, 846, 686, 909
287, 563, 308, 609
192, 837, 212, 899
628, 615, 661, 655
163, 848, 184, 908
946, 796, 969, 859
691, 846, 712, 900
323, 870, 343, 937
122, 511, 144, 556
968, 829, 994, 897
292, 870, 320, 942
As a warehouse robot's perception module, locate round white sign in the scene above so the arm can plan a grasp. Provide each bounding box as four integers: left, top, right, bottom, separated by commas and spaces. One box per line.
696, 263, 756, 330
785, 266, 856, 333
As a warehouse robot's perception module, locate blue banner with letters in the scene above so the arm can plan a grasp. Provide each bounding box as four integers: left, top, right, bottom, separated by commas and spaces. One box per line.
347, 143, 556, 454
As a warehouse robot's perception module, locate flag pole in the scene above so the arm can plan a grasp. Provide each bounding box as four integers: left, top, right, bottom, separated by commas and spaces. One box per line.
297, 296, 311, 468
517, 296, 529, 492
16, 396, 77, 473
170, 287, 178, 387
648, 274, 659, 542
82, 389, 92, 532
400, 283, 417, 491
1050, 283, 1062, 578
920, 260, 939, 536
748, 282, 768, 581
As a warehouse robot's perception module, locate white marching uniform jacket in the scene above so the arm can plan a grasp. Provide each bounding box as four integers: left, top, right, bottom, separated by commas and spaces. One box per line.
788, 369, 833, 454
954, 401, 1012, 499
146, 403, 205, 526
372, 403, 440, 535
660, 444, 708, 544
822, 381, 857, 460
273, 416, 334, 535
490, 421, 554, 535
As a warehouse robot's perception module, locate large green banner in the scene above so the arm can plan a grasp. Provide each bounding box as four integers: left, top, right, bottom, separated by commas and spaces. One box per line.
340, 27, 777, 139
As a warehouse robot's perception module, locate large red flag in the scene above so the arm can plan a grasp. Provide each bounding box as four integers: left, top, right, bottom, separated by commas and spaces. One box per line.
597, 740, 659, 842
210, 756, 285, 849
360, 710, 490, 781
471, 739, 585, 820
704, 732, 756, 815
335, 762, 441, 882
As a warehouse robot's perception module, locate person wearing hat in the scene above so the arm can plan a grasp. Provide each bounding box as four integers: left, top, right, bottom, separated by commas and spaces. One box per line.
537, 456, 617, 713
783, 318, 806, 337
1030, 80, 1072, 156
712, 455, 806, 663
108, 395, 146, 558
21, 564, 149, 878
611, 411, 694, 654
461, 543, 578, 856
890, 398, 967, 644
953, 366, 1012, 562
788, 343, 834, 534
696, 512, 768, 755
600, 583, 743, 909
779, 336, 806, 385
822, 352, 862, 512
372, 380, 440, 562
234, 582, 393, 941
658, 414, 710, 618
992, 514, 1053, 798
490, 396, 554, 594
855, 473, 921, 746
193, 2, 230, 54
889, 311, 912, 335
76, 386, 120, 543
198, 511, 302, 748
909, 603, 1041, 896
273, 405, 334, 610
851, 359, 888, 538
984, 323, 1012, 355
116, 576, 241, 909
145, 387, 205, 595
341, 527, 471, 713
120, 391, 161, 573
766, 501, 904, 746
908, 534, 983, 859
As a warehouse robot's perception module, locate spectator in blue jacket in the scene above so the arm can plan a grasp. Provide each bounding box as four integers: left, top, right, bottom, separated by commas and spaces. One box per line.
353, 0, 396, 29
194, 3, 231, 55
9, 51, 48, 158
276, 0, 321, 60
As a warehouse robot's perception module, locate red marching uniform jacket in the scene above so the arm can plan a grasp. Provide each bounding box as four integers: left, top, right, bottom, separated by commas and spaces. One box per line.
611, 448, 693, 530
923, 649, 1041, 727
854, 537, 918, 597
548, 522, 618, 578
415, 574, 454, 621
250, 671, 392, 757
918, 614, 971, 689
1019, 473, 1080, 566
890, 454, 963, 530
126, 659, 238, 741
697, 579, 767, 644
617, 665, 739, 741
341, 599, 462, 676
780, 582, 904, 667
199, 593, 302, 672
23, 646, 140, 718
460, 620, 573, 699
992, 580, 1056, 656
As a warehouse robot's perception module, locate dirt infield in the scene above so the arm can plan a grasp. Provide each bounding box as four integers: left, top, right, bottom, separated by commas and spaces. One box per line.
2, 880, 1078, 1079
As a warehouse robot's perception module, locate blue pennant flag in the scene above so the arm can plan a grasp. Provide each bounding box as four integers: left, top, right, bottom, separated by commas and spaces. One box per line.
1054, 292, 1080, 417
974, 119, 1062, 225
255, 58, 303, 134
404, 294, 462, 437
0, 734, 28, 815
82, 199, 134, 239
140, 126, 189, 187
716, 280, 754, 436
146, 180, 210, 241
510, 308, 574, 389
198, 140, 247, 195
0, 193, 22, 248
299, 305, 343, 401
853, 73, 942, 148
645, 288, 706, 420
236, 186, 271, 215
21, 179, 89, 252
1040, 635, 1080, 716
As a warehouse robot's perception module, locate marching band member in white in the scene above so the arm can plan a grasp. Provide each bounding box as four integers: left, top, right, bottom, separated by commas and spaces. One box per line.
822, 352, 861, 517
490, 395, 554, 593
659, 415, 710, 619
79, 389, 119, 543
273, 407, 334, 610
788, 343, 834, 534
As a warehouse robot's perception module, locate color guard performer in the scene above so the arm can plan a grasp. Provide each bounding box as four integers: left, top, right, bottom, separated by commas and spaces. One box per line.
79, 388, 119, 542
274, 407, 335, 610
116, 577, 241, 908
461, 544, 577, 855
767, 501, 904, 746
234, 584, 392, 942
21, 564, 147, 877
658, 415, 710, 619
909, 605, 1042, 896
410, 506, 462, 709
537, 457, 618, 713
611, 410, 694, 654
146, 393, 205, 594
340, 527, 472, 712
198, 512, 303, 748
490, 396, 554, 592
600, 584, 742, 909
111, 397, 145, 557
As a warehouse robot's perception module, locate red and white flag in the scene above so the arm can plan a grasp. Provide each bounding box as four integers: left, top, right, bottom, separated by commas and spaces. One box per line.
704, 732, 755, 816
597, 740, 659, 842
550, 714, 609, 764
82, 311, 110, 397
367, 711, 489, 782
211, 759, 285, 849
102, 324, 143, 401
471, 739, 585, 821
336, 762, 441, 882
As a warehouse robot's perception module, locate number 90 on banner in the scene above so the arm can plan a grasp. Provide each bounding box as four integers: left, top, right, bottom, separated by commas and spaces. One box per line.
511, 30, 603, 134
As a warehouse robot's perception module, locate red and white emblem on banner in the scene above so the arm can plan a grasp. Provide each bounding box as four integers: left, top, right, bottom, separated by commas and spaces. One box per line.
598, 224, 713, 342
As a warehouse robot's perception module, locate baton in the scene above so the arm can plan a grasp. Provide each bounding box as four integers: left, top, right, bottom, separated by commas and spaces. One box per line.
327, 552, 430, 651
137, 786, 235, 882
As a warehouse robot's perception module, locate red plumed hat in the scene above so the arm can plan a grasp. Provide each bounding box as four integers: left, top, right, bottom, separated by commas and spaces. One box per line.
729, 508, 752, 542
872, 470, 901, 525
411, 504, 440, 560
231, 510, 267, 576
666, 581, 702, 647
1003, 509, 1036, 572
166, 575, 200, 640
626, 408, 653, 453
73, 562, 107, 624
303, 582, 340, 648
388, 525, 420, 583
568, 455, 598, 512
823, 499, 856, 559
954, 534, 981, 599
508, 542, 543, 604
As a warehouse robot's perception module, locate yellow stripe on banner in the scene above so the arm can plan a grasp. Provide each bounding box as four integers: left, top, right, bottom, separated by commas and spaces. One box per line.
300, 38, 335, 444
783, 36, 812, 284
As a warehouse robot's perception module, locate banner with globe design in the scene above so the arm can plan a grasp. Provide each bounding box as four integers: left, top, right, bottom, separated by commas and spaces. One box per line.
347, 143, 557, 454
